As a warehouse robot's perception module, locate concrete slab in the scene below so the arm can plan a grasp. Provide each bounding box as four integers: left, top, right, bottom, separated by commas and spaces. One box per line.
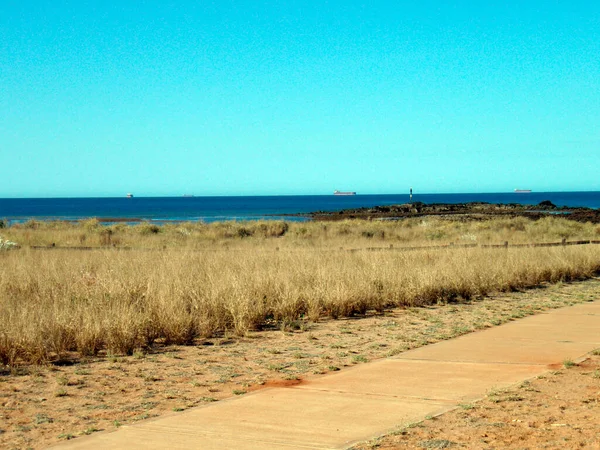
396, 304, 600, 365
51, 428, 304, 450
52, 389, 449, 450
505, 310, 599, 326
293, 359, 545, 402
475, 317, 600, 344
550, 301, 600, 315
396, 334, 594, 365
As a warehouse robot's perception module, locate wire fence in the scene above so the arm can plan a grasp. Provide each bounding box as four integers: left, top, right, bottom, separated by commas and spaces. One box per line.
353, 238, 600, 253
17, 238, 600, 253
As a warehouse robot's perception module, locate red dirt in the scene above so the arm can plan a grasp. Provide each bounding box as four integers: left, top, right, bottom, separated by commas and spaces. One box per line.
248, 378, 305, 391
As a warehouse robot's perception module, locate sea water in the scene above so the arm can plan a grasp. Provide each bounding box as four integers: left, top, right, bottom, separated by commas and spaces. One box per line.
0, 191, 598, 224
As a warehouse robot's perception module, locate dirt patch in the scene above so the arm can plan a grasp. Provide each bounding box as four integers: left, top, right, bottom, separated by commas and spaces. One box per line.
1, 279, 599, 449
353, 354, 600, 449
248, 378, 305, 391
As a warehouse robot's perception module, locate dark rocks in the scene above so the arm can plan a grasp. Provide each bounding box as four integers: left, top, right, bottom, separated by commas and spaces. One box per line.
307, 201, 600, 224
538, 200, 557, 209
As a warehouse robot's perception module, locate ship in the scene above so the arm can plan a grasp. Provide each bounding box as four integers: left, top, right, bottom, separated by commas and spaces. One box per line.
126, 193, 133, 198
514, 189, 532, 193
334, 190, 356, 196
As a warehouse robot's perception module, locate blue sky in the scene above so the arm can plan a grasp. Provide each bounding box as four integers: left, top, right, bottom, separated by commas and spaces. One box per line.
1, 1, 599, 197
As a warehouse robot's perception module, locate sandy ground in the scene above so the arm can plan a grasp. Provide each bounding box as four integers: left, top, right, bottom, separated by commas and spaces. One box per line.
352, 353, 600, 449
1, 279, 599, 449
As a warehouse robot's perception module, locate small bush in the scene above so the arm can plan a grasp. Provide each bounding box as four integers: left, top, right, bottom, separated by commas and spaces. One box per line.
426, 230, 446, 240
0, 333, 22, 366
236, 227, 253, 238
23, 219, 41, 229
99, 229, 113, 246
258, 221, 289, 238
136, 223, 161, 235
337, 225, 351, 235
0, 237, 18, 250
80, 218, 100, 230
361, 229, 385, 239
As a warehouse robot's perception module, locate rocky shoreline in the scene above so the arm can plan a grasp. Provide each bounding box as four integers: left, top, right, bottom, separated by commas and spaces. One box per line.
295, 201, 600, 223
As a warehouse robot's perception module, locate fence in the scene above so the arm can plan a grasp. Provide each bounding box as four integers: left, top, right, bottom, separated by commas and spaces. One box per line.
352, 239, 600, 253
18, 238, 600, 253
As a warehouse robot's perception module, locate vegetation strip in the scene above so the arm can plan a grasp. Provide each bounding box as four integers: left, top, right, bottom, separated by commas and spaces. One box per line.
2, 216, 600, 366
1, 279, 599, 449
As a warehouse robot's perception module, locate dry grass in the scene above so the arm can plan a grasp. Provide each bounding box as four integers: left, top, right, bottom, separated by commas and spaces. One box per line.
3, 215, 600, 250
1, 216, 600, 366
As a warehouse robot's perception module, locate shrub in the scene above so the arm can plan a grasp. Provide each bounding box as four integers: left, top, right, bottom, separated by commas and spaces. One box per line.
136, 223, 161, 235
23, 219, 41, 229
236, 227, 253, 238
0, 237, 18, 250
337, 225, 351, 235
99, 229, 113, 246
80, 218, 100, 230
426, 230, 446, 240
361, 229, 385, 239
256, 221, 289, 238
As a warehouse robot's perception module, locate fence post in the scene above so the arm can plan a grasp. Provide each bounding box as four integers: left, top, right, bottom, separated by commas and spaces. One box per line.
562, 238, 566, 246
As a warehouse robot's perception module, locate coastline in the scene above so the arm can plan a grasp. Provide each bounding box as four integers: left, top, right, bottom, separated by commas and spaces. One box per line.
0, 192, 599, 224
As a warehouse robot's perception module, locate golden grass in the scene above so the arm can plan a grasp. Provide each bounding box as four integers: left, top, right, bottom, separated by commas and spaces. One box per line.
3, 215, 599, 250
1, 216, 600, 366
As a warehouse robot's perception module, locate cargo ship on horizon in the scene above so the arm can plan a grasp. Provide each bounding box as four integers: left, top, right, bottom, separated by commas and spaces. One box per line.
514, 189, 532, 193
334, 190, 356, 196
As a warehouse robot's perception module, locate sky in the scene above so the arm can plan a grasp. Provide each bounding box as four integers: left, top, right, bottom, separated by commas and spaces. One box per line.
1, 1, 599, 197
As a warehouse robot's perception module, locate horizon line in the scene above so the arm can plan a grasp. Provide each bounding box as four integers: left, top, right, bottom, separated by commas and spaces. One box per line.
1, 190, 600, 200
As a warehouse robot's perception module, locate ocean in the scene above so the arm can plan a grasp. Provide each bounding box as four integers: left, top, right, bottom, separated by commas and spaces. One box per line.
1, 191, 599, 224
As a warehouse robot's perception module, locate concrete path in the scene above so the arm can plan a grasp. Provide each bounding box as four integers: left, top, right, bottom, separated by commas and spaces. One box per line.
53, 301, 600, 449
